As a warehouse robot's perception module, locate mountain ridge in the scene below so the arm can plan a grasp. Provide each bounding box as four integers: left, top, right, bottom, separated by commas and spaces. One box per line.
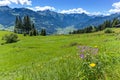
0, 6, 120, 34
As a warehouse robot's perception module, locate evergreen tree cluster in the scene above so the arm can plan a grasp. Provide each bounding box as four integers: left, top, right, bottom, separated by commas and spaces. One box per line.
40, 29, 46, 36
70, 18, 120, 34
14, 15, 38, 36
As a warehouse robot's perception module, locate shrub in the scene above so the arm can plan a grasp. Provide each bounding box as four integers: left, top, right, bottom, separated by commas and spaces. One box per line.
104, 28, 114, 33
69, 42, 78, 47
2, 33, 18, 43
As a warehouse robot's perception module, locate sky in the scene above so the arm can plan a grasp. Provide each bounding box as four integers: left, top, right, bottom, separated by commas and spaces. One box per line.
0, 0, 120, 15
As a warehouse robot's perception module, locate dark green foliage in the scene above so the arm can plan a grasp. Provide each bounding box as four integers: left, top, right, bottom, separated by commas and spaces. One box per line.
70, 18, 120, 34
2, 33, 18, 43
105, 20, 112, 28
14, 16, 23, 33
40, 29, 46, 36
29, 29, 38, 36
84, 26, 93, 33
33, 29, 38, 36
14, 15, 38, 36
29, 23, 38, 36
23, 15, 32, 33
31, 23, 38, 36
104, 28, 114, 33
14, 16, 19, 33
112, 18, 120, 27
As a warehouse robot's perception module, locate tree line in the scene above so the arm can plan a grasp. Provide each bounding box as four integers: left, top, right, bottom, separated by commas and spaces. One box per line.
14, 15, 46, 36
70, 18, 120, 34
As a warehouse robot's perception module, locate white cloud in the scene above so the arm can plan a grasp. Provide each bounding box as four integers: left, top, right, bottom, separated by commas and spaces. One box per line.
0, 0, 11, 6
89, 12, 102, 16
27, 6, 56, 11
90, 12, 110, 16
60, 8, 89, 14
0, 0, 32, 6
9, 0, 19, 4
109, 1, 120, 13
60, 8, 110, 16
112, 1, 120, 9
17, 0, 31, 5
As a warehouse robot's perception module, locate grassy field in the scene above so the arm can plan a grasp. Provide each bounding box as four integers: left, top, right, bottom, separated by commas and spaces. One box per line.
0, 28, 120, 80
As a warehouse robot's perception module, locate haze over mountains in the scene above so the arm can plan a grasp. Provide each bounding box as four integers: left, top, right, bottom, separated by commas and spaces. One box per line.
0, 6, 120, 34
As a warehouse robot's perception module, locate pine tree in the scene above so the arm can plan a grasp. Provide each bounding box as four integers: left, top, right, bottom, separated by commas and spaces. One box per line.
26, 15, 32, 32
31, 23, 38, 36
41, 29, 46, 36
18, 16, 23, 33
14, 16, 23, 33
112, 18, 120, 27
14, 15, 37, 36
33, 29, 37, 36
14, 16, 19, 33
23, 15, 32, 34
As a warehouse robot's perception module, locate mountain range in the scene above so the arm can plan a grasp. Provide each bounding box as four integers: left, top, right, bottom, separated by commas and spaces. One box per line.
0, 6, 120, 34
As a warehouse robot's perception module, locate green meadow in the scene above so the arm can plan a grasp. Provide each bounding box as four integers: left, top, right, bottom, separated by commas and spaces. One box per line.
0, 28, 120, 80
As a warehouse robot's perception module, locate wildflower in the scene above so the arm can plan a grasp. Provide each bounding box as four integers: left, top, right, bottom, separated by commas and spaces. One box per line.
90, 63, 96, 67
80, 54, 84, 59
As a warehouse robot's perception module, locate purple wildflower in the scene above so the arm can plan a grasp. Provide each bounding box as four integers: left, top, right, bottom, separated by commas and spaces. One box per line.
80, 54, 84, 59
78, 45, 99, 58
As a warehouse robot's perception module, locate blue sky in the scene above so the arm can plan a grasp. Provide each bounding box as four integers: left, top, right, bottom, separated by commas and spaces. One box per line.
0, 0, 120, 15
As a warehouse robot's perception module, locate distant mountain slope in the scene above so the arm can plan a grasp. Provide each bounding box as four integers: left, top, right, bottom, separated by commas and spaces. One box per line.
0, 6, 120, 34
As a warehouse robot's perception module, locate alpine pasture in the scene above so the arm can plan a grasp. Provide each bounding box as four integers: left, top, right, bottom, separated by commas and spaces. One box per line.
0, 28, 120, 80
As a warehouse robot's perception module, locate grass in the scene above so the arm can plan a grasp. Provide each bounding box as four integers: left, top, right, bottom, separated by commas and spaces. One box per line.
0, 28, 120, 80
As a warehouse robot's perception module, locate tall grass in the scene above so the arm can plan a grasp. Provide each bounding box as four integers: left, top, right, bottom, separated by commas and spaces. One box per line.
11, 52, 119, 80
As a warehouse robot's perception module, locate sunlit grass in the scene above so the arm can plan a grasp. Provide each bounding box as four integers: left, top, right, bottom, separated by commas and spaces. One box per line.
0, 28, 120, 80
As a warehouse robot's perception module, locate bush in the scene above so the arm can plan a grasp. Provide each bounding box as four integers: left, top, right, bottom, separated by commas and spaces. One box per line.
2, 33, 18, 43
104, 28, 114, 33
69, 42, 78, 47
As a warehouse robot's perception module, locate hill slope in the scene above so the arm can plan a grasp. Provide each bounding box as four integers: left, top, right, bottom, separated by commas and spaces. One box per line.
0, 29, 120, 79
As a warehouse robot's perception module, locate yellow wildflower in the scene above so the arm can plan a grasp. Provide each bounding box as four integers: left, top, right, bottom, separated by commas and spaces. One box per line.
90, 63, 96, 67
